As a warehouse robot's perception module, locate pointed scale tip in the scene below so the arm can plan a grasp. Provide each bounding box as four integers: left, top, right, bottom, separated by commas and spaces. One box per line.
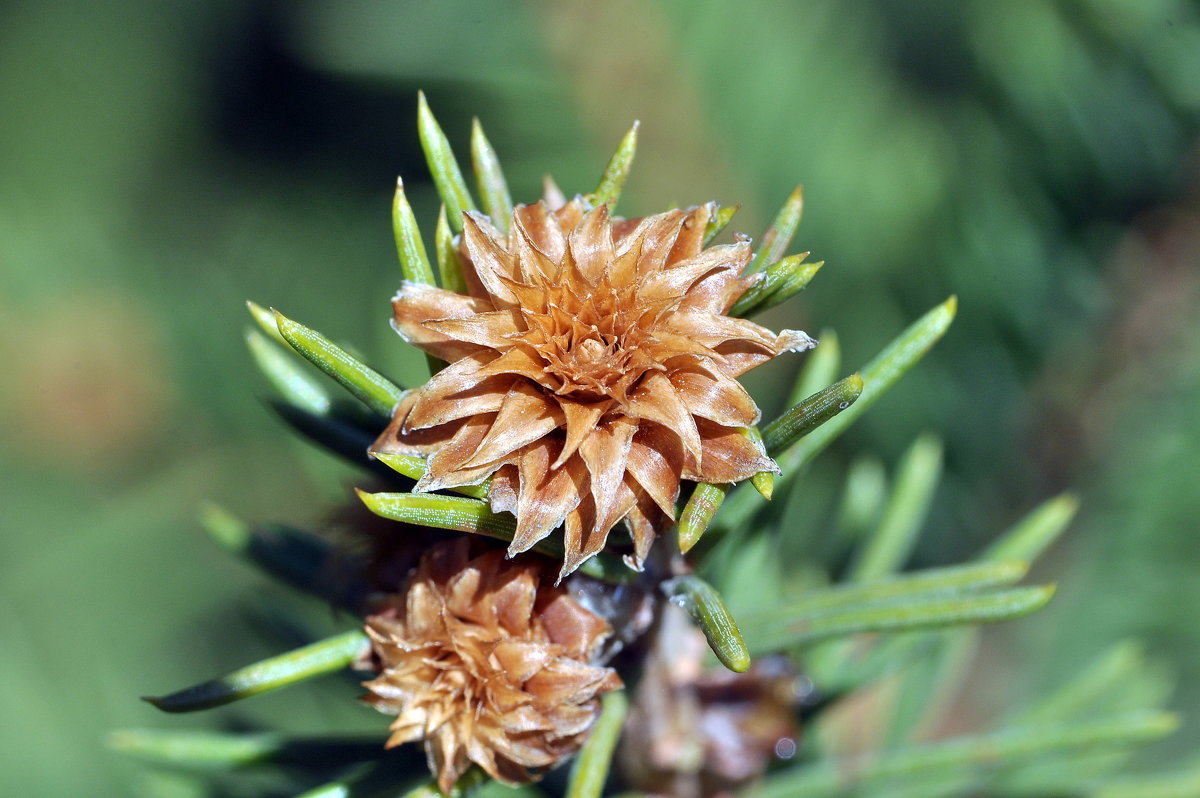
747, 185, 807, 274
555, 550, 596, 585
944, 294, 959, 316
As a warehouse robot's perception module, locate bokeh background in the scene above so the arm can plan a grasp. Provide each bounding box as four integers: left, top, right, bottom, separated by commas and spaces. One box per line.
2, 1, 1199, 794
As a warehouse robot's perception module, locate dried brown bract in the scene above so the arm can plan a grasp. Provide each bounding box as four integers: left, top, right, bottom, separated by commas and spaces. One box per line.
372, 198, 813, 577
620, 606, 800, 798
361, 538, 621, 793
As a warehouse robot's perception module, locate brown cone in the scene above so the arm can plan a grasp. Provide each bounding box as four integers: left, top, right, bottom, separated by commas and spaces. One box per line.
619, 605, 800, 798
361, 538, 621, 794
372, 198, 814, 577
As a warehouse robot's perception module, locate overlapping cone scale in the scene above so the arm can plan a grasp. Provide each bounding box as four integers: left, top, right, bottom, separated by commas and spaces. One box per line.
372, 197, 814, 576
361, 538, 621, 794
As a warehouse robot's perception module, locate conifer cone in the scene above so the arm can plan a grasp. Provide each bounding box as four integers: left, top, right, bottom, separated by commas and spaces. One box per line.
619, 606, 799, 798
361, 538, 622, 793
372, 197, 814, 577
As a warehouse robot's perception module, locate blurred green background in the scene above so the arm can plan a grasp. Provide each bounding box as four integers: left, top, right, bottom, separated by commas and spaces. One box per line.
2, 1, 1199, 794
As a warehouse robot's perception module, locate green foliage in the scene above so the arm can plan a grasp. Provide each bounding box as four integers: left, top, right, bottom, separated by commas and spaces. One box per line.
745, 186, 804, 275
729, 255, 823, 318
143, 630, 368, 714
199, 505, 343, 605
565, 692, 628, 798
753, 712, 1179, 798
119, 92, 1195, 797
703, 204, 739, 245
662, 574, 751, 673
678, 373, 863, 553
435, 205, 470, 295
372, 452, 489, 499
4, 2, 1197, 795
392, 179, 438, 287
357, 490, 630, 584
107, 730, 383, 771
589, 123, 639, 209
417, 91, 477, 234
272, 310, 408, 417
